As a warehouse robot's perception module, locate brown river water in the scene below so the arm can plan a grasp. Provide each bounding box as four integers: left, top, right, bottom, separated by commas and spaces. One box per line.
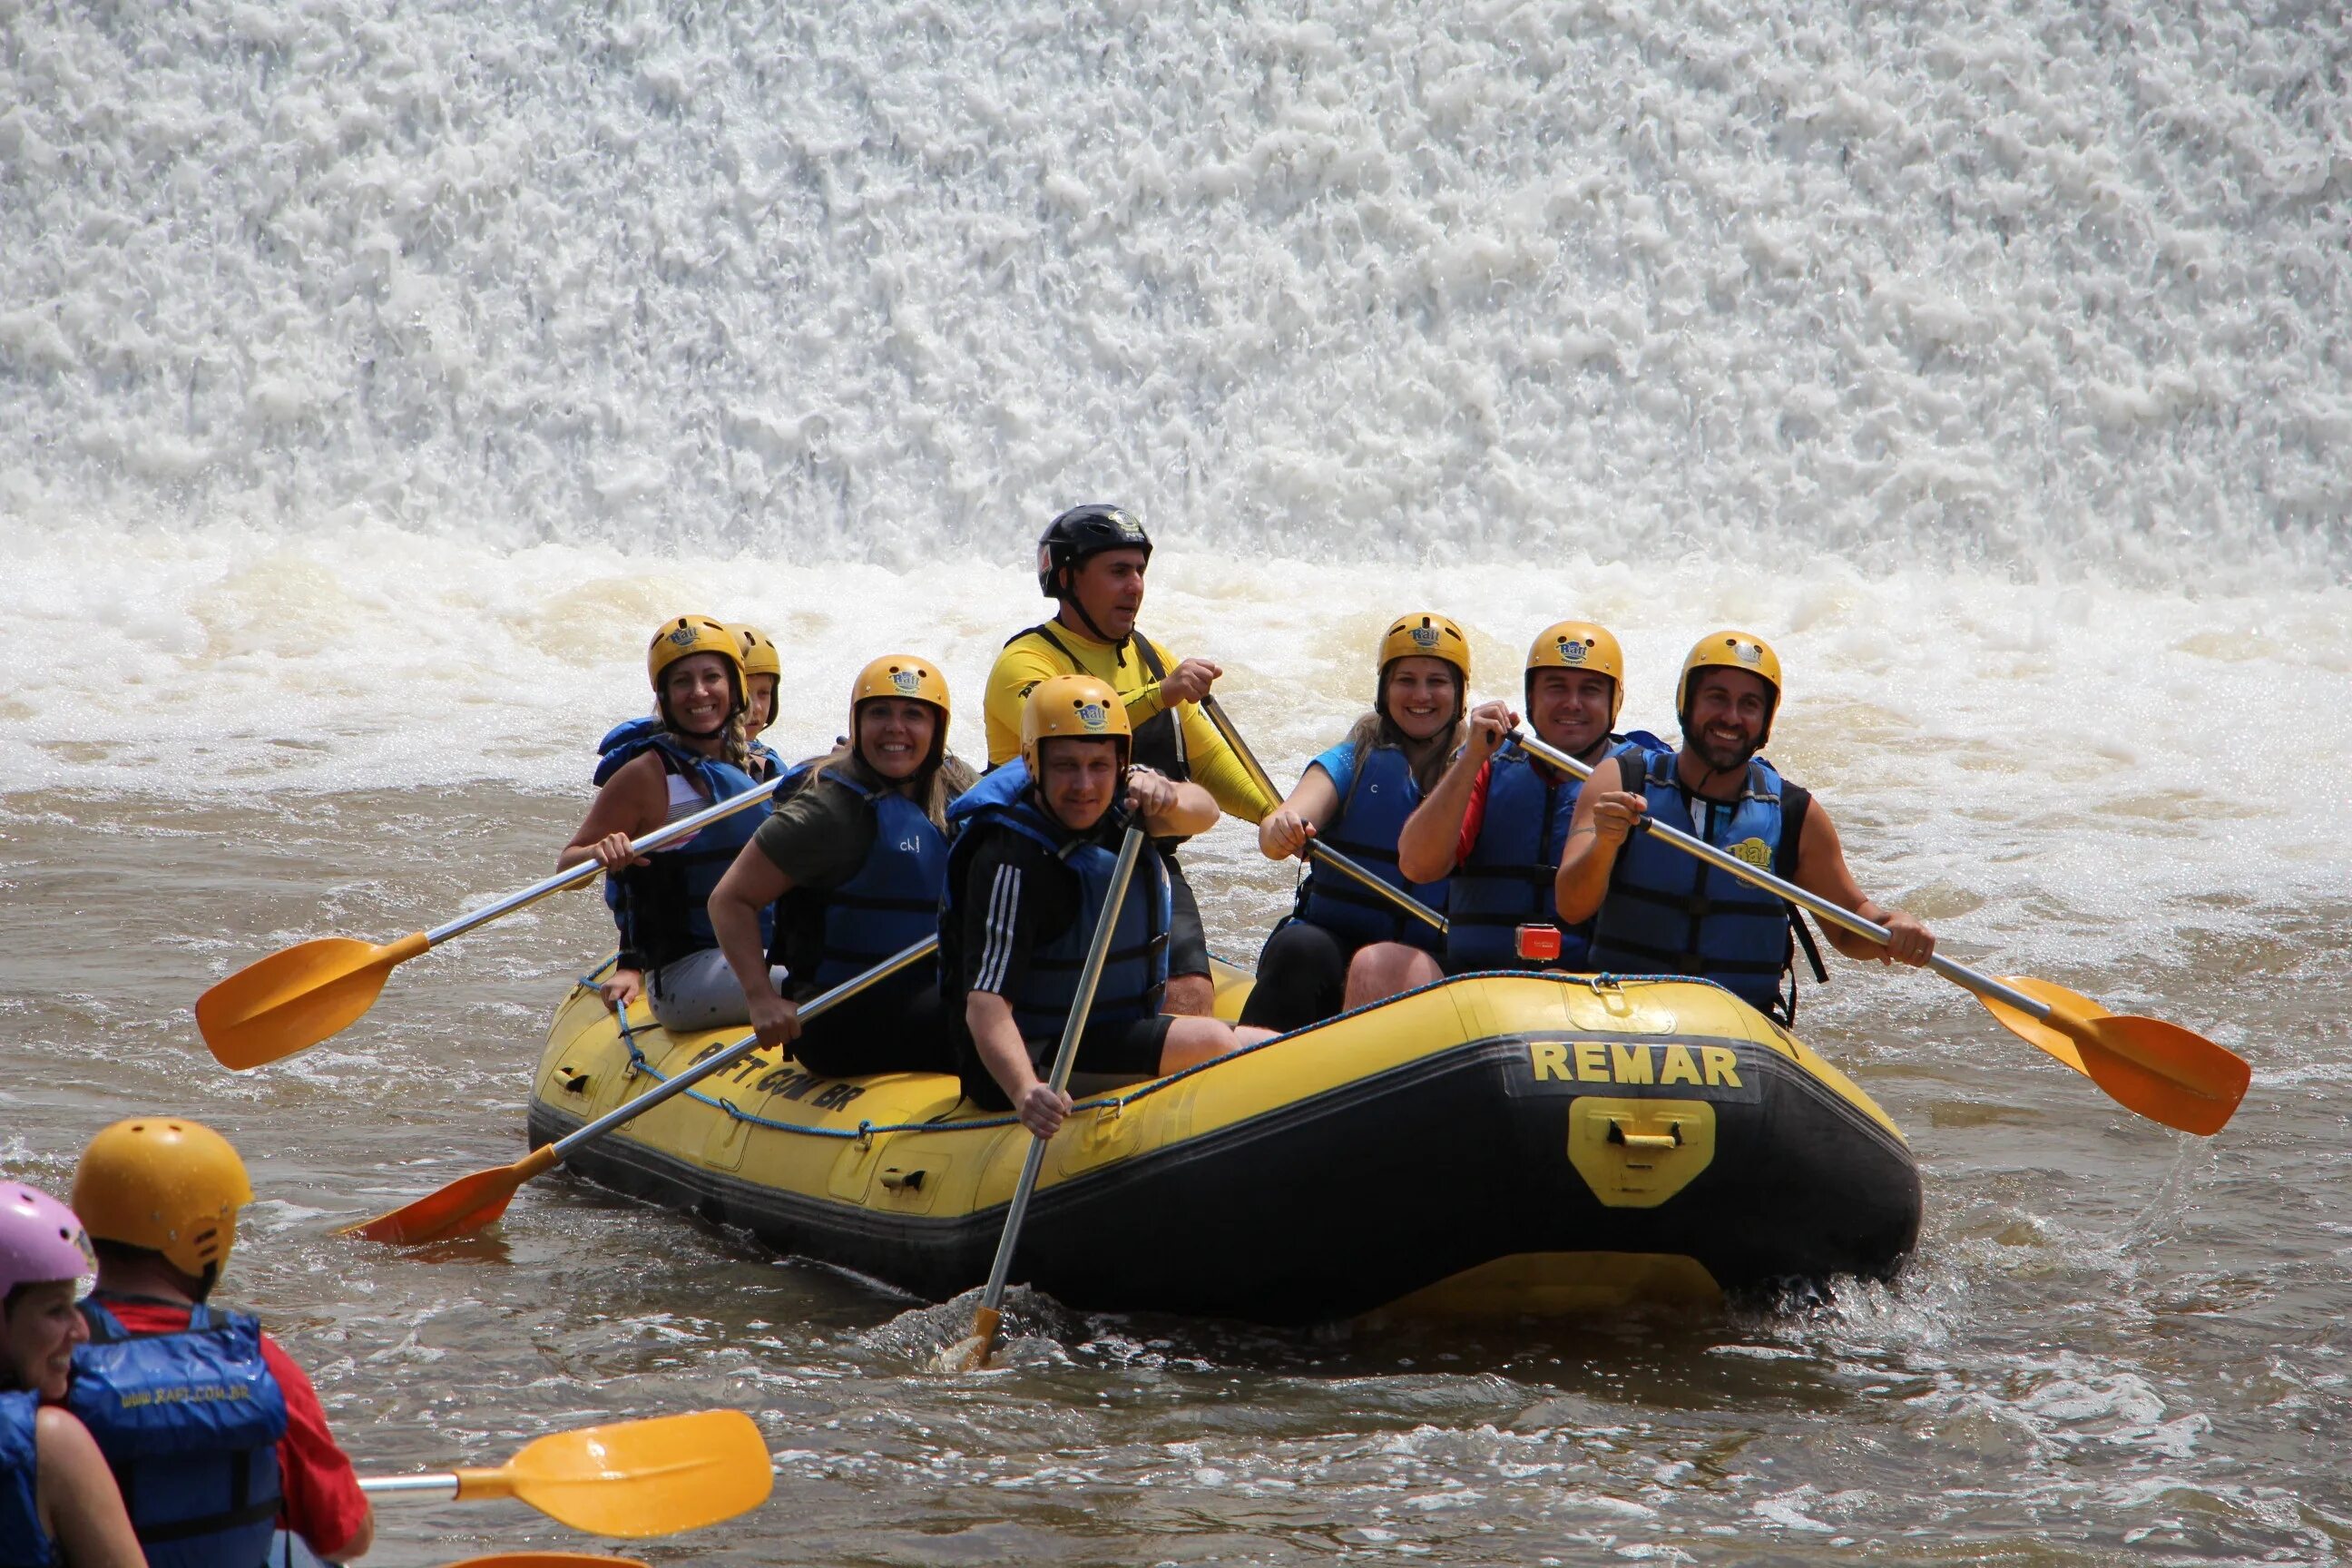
4, 784, 2345, 1567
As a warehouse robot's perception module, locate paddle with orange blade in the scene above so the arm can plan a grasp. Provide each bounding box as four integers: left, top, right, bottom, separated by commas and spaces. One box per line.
343, 936, 938, 1243
1514, 732, 2250, 1136
196, 778, 785, 1071
359, 1409, 772, 1539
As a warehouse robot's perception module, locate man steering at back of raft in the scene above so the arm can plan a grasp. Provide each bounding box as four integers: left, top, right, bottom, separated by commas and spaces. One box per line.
1397, 622, 1664, 975
67, 1118, 373, 1568
946, 675, 1278, 1138
709, 655, 976, 1077
1554, 632, 1934, 1020
1240, 613, 1469, 1033
563, 616, 779, 1033
985, 505, 1281, 1017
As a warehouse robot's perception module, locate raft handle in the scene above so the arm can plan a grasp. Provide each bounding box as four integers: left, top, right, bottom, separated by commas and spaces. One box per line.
1608, 1120, 1682, 1151
556, 1066, 592, 1096
879, 1166, 926, 1192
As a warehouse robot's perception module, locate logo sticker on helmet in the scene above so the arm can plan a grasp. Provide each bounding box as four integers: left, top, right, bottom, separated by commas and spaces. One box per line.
668, 625, 701, 648
1410, 625, 1439, 649
891, 669, 921, 695
1734, 642, 1761, 665
1559, 639, 1588, 664
1076, 701, 1109, 730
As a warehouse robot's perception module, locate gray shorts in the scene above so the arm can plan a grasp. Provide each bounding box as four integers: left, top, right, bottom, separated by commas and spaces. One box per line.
646, 946, 789, 1034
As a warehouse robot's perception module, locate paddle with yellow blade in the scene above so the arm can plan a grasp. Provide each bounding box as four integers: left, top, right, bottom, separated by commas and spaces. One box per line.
937, 823, 1149, 1373
359, 1409, 772, 1539
343, 936, 939, 1243
197, 778, 787, 1071
1512, 730, 2250, 1136
1197, 692, 1448, 936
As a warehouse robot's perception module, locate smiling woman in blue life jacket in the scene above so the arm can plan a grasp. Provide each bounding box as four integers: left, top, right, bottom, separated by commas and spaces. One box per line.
1555, 632, 1936, 1022
1240, 613, 1470, 1034
709, 655, 976, 1078
563, 616, 780, 1034
1398, 622, 1666, 975
65, 1119, 372, 1568
0, 1185, 142, 1568
945, 675, 1280, 1139
590, 622, 788, 1014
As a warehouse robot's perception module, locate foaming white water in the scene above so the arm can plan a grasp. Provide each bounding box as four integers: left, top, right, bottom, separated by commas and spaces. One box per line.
1, 1, 2347, 575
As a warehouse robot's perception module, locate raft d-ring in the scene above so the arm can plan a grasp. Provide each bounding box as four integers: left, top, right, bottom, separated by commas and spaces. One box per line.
854, 1120, 874, 1149
1094, 1098, 1125, 1123
1583, 974, 1637, 1016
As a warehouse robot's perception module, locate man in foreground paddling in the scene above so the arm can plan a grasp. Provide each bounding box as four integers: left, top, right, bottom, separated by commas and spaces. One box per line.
1555, 631, 1934, 1020
68, 1118, 372, 1567
985, 505, 1280, 1017
1397, 622, 1664, 974
946, 675, 1277, 1137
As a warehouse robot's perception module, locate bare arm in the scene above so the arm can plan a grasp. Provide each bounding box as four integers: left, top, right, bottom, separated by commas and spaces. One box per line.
1397, 700, 1514, 884
557, 751, 671, 872
710, 842, 800, 1047
1257, 765, 1342, 859
1128, 771, 1220, 838
1788, 799, 1936, 965
1553, 754, 1640, 924
37, 1407, 147, 1568
967, 990, 1070, 1138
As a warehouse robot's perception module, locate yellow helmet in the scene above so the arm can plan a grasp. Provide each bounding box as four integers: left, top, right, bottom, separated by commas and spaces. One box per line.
72, 1118, 253, 1280
731, 625, 782, 681
730, 626, 782, 733
1525, 621, 1626, 726
1679, 630, 1783, 745
852, 654, 951, 720
1377, 612, 1471, 684
1019, 672, 1130, 777
645, 615, 746, 730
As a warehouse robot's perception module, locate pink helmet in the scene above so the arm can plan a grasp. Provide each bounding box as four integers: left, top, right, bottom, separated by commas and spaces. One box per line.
0, 1183, 93, 1304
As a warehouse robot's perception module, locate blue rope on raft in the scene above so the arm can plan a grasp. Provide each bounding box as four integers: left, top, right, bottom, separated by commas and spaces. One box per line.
569, 958, 1710, 1143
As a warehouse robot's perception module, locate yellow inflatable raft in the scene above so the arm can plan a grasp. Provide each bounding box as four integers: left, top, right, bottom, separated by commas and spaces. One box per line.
524, 965, 1919, 1323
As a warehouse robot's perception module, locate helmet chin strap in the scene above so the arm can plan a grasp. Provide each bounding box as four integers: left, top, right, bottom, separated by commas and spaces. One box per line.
1057, 568, 1131, 667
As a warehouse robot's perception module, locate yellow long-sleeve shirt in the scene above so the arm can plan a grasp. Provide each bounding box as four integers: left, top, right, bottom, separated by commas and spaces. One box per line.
984, 621, 1279, 826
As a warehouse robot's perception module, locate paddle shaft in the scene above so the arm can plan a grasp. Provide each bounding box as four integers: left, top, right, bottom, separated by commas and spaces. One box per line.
1514, 731, 2052, 1021
359, 1474, 461, 1501
975, 825, 1148, 1319
1199, 693, 1446, 935
545, 936, 937, 1164
425, 777, 785, 946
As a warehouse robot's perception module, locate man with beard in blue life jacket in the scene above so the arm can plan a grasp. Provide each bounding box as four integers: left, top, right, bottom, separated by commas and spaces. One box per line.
946, 675, 1279, 1139
1397, 622, 1667, 975
984, 505, 1282, 1020
66, 1119, 371, 1568
1555, 631, 1935, 1021
709, 654, 975, 1077
564, 616, 777, 1032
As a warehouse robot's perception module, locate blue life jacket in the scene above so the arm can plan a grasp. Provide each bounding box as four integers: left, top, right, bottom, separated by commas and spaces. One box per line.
944, 760, 1171, 1051
800, 772, 949, 995
0, 1390, 50, 1568
1445, 733, 1665, 973
592, 722, 780, 950
67, 1298, 289, 1568
1588, 750, 1809, 1018
1292, 742, 1446, 955
601, 734, 772, 972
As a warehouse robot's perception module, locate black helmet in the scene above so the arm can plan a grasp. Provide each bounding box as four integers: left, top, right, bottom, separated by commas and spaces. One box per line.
1036, 505, 1152, 598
